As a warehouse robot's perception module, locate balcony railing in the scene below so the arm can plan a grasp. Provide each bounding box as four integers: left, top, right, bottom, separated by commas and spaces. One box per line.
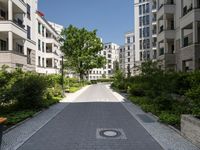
183, 4, 193, 17
158, 0, 174, 10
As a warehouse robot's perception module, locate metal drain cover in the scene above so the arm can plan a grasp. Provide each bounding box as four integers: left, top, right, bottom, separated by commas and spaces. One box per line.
99, 130, 121, 138
96, 128, 127, 139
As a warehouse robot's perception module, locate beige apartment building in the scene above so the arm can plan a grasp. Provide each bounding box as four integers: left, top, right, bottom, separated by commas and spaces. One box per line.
157, 0, 200, 71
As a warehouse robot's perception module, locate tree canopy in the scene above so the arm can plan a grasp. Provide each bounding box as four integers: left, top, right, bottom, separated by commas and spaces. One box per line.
61, 25, 106, 79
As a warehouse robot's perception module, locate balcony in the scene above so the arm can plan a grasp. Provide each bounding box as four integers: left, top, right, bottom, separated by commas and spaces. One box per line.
157, 29, 175, 41
157, 2, 175, 20
180, 44, 200, 69
180, 8, 200, 28
0, 21, 26, 39
0, 50, 27, 69
165, 53, 176, 65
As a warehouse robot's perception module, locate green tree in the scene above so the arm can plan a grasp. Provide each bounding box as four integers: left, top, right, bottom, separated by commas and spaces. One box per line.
61, 25, 106, 80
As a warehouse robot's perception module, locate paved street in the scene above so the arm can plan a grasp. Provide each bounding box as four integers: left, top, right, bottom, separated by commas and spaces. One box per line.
17, 84, 163, 150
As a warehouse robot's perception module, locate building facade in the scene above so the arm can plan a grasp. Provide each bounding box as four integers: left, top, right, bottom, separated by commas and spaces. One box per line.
0, 0, 63, 74
0, 0, 38, 71
124, 32, 135, 76
88, 42, 119, 80
157, 0, 200, 71
36, 12, 63, 74
119, 45, 125, 72
134, 0, 158, 73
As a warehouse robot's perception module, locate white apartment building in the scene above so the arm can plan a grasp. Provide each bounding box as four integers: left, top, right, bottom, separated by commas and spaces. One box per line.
88, 42, 119, 80
36, 11, 63, 74
157, 0, 200, 71
124, 32, 135, 76
119, 45, 125, 72
0, 0, 63, 74
48, 21, 64, 35
134, 0, 158, 72
0, 0, 38, 71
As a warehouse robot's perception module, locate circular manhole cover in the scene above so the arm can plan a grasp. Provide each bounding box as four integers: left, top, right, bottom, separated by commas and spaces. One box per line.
99, 130, 121, 138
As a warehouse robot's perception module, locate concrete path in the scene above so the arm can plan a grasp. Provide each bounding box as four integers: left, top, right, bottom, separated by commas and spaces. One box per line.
2, 84, 199, 150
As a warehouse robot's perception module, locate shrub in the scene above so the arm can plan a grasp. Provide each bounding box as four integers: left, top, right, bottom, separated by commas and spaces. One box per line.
154, 93, 174, 111
128, 83, 146, 97
11, 74, 48, 109
159, 112, 180, 125
185, 86, 200, 116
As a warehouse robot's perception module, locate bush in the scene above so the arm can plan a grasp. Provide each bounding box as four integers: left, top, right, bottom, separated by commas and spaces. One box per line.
128, 83, 146, 97
11, 74, 48, 109
185, 86, 200, 116
159, 112, 180, 125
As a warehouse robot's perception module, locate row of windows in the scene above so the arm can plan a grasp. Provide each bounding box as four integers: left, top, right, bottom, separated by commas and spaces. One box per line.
127, 36, 135, 43
140, 39, 150, 49
139, 51, 151, 61
139, 3, 150, 15
139, 15, 150, 26
139, 27, 150, 38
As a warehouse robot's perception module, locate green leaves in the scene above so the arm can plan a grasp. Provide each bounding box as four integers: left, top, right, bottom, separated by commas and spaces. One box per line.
61, 25, 106, 79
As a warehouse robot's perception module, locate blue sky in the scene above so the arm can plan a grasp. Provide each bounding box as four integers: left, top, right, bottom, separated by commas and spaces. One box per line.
39, 0, 134, 45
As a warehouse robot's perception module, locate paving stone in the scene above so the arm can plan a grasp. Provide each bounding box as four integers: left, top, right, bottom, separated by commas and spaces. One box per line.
17, 84, 162, 150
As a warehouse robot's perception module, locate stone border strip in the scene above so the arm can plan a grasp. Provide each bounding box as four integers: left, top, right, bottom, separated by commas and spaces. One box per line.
106, 85, 200, 150
1, 85, 90, 150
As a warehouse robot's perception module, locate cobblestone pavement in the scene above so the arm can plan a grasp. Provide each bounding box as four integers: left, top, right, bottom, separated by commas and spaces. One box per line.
17, 84, 163, 150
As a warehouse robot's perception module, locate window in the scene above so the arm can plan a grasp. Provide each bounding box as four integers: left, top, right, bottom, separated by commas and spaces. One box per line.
16, 44, 23, 54
42, 42, 44, 52
0, 40, 7, 50
140, 40, 142, 49
42, 26, 45, 36
143, 16, 145, 25
128, 52, 130, 56
127, 37, 130, 43
42, 58, 45, 67
139, 5, 142, 15
143, 27, 146, 37
0, 10, 6, 19
153, 50, 157, 59
146, 15, 149, 25
38, 22, 41, 34
147, 39, 150, 49
146, 3, 149, 13
140, 52, 143, 61
38, 56, 41, 67
27, 4, 31, 20
139, 17, 142, 26
143, 4, 146, 13
128, 58, 130, 62
140, 28, 142, 38
27, 49, 31, 64
128, 46, 130, 50
27, 26, 31, 40
146, 27, 150, 37
147, 51, 150, 60
38, 39, 41, 50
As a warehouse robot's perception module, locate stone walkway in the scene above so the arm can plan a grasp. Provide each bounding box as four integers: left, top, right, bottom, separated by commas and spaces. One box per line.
1, 84, 199, 150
